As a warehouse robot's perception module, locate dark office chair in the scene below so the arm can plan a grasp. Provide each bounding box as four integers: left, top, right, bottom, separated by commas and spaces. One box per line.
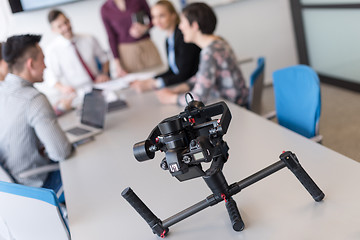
0, 164, 14, 183
248, 57, 265, 114
0, 181, 70, 240
271, 65, 322, 142
0, 159, 64, 202
0, 161, 60, 183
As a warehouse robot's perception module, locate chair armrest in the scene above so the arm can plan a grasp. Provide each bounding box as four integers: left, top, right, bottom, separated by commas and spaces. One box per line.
262, 110, 276, 120
310, 135, 323, 144
18, 164, 60, 179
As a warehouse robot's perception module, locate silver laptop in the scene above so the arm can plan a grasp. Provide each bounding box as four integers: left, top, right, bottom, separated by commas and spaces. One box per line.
65, 89, 107, 144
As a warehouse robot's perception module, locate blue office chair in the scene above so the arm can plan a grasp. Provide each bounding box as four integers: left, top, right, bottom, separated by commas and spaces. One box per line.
0, 181, 70, 240
272, 65, 322, 141
248, 57, 265, 114
0, 159, 64, 202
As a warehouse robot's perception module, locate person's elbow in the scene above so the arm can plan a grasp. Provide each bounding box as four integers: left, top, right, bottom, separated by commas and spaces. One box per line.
49, 143, 75, 161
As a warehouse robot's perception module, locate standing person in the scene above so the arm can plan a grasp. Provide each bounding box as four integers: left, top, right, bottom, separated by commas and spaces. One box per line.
0, 42, 8, 81
101, 0, 163, 76
156, 2, 249, 107
46, 9, 110, 97
0, 34, 74, 200
130, 0, 201, 92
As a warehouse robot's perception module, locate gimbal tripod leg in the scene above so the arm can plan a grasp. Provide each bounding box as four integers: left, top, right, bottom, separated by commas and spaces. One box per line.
203, 168, 245, 231
228, 151, 325, 202
122, 151, 324, 237
279, 151, 325, 202
122, 187, 169, 237
225, 196, 245, 231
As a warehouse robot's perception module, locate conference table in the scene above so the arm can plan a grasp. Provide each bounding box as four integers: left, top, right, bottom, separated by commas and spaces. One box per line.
58, 89, 360, 240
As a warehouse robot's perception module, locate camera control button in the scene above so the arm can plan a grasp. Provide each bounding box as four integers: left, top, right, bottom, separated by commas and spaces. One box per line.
183, 156, 191, 164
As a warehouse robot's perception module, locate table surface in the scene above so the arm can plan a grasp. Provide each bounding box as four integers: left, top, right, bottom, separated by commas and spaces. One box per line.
59, 90, 360, 240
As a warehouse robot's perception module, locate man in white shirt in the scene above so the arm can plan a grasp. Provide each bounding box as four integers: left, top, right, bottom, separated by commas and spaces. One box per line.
45, 9, 110, 106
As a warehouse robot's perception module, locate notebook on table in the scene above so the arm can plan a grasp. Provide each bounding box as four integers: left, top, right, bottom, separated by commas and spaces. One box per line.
65, 89, 107, 144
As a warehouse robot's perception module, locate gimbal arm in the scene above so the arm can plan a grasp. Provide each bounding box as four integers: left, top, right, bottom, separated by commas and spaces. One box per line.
179, 101, 232, 134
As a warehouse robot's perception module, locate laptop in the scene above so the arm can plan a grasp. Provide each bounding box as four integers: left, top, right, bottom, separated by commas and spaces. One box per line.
65, 89, 107, 144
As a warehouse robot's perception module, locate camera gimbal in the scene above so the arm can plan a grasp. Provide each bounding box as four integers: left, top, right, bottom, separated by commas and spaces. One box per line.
122, 95, 324, 238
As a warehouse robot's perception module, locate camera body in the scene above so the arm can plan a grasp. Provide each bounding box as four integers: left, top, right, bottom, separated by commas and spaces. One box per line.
133, 99, 231, 182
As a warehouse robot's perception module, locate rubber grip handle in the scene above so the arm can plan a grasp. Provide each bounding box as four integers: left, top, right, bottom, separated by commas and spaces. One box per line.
292, 167, 325, 202
225, 197, 245, 231
122, 187, 168, 237
280, 151, 325, 202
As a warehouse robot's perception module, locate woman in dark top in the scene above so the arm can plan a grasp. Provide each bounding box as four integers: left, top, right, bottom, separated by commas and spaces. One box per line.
101, 0, 162, 76
131, 0, 201, 92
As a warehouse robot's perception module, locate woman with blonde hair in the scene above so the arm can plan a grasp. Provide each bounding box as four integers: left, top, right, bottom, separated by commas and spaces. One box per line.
131, 0, 201, 92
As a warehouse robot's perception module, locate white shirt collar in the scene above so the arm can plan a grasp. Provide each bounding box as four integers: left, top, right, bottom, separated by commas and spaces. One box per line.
56, 34, 79, 47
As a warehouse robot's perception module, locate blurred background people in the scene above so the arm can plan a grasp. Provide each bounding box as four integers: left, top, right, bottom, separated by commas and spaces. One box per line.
0, 42, 9, 81
156, 2, 248, 107
131, 0, 201, 93
101, 0, 162, 76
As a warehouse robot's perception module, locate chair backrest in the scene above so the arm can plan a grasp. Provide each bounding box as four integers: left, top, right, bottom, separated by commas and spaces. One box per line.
272, 65, 321, 138
248, 57, 265, 114
0, 181, 70, 240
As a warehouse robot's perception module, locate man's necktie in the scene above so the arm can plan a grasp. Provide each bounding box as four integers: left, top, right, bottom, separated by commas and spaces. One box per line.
71, 41, 96, 82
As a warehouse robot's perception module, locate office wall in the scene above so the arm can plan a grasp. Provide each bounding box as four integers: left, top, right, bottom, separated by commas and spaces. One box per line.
0, 0, 298, 84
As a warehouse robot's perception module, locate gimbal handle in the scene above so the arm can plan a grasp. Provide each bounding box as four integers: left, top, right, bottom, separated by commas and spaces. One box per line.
121, 187, 168, 238
280, 151, 324, 202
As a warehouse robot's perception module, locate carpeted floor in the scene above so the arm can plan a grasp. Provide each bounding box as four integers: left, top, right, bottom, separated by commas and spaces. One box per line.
261, 83, 360, 163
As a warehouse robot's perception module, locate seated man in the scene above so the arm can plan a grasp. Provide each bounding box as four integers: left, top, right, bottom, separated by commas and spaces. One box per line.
0, 34, 74, 200
45, 9, 110, 111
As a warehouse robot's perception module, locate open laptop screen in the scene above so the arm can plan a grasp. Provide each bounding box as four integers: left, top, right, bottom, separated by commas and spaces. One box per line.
81, 89, 107, 129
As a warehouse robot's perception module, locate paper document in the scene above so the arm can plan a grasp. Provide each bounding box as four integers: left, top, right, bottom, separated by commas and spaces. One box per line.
95, 71, 158, 91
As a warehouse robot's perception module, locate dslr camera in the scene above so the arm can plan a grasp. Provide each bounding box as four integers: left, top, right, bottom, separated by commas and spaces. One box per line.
133, 94, 231, 182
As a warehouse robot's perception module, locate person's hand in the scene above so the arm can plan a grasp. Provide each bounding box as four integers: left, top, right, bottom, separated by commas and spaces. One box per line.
129, 23, 149, 39
130, 79, 156, 93
95, 74, 110, 83
54, 94, 76, 116
114, 59, 128, 77
57, 97, 73, 111
156, 88, 178, 105
58, 84, 76, 95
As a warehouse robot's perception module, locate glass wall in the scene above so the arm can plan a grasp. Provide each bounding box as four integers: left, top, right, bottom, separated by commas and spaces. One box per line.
302, 9, 360, 83
301, 0, 360, 4
291, 0, 360, 89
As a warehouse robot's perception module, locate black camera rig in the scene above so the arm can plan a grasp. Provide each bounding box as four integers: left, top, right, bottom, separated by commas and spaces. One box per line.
122, 94, 325, 238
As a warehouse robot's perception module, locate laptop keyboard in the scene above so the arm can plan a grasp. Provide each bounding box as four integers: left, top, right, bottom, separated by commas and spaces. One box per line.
67, 127, 91, 136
